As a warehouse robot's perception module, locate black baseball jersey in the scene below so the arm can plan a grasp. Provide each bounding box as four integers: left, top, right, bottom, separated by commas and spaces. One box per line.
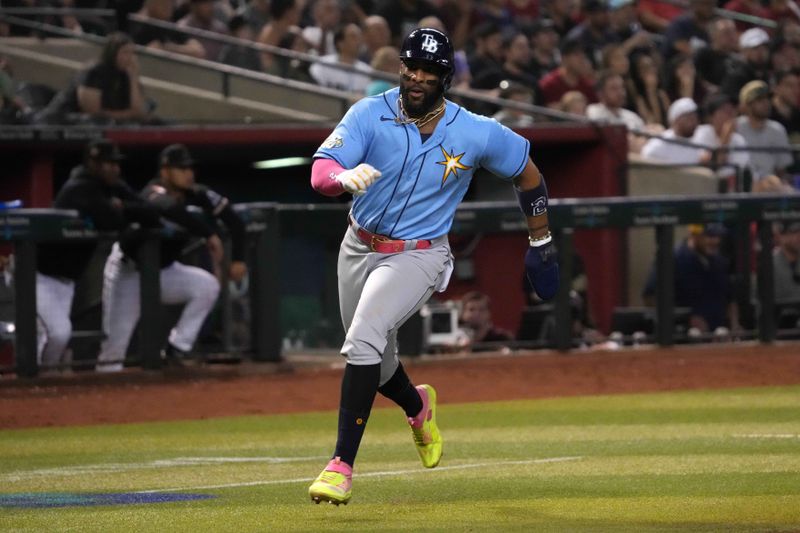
121, 180, 246, 268
37, 165, 160, 281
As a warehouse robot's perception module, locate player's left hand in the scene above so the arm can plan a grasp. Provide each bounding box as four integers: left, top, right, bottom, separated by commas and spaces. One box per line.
525, 237, 559, 301
229, 260, 247, 283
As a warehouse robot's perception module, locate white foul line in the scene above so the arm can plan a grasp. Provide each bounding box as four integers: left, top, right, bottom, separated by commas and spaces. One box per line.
136, 456, 583, 494
1, 456, 328, 483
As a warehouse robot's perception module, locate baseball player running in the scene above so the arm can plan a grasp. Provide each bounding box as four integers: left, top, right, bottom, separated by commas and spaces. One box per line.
96, 144, 247, 372
36, 139, 159, 370
307, 27, 559, 505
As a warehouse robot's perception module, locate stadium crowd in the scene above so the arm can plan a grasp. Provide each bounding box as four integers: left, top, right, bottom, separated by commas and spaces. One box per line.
2, 0, 799, 189
3, 0, 800, 366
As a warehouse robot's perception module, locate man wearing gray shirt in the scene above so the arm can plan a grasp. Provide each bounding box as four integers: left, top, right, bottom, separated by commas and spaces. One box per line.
736, 80, 794, 184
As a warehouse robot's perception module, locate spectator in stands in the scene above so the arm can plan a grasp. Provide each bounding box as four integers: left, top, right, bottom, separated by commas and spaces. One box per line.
37, 32, 157, 125
36, 139, 159, 371
565, 0, 618, 67
542, 0, 578, 39
694, 18, 739, 95
771, 35, 800, 75
722, 0, 770, 32
773, 221, 800, 305
237, 0, 271, 35
720, 28, 771, 103
661, 0, 714, 61
587, 71, 648, 151
472, 31, 539, 95
365, 45, 400, 96
627, 49, 670, 127
664, 54, 706, 107
528, 19, 560, 82
539, 39, 597, 108
643, 223, 740, 337
272, 26, 314, 81
302, 0, 341, 57
506, 0, 541, 26
177, 0, 230, 61
78, 32, 155, 124
360, 15, 392, 63
309, 23, 372, 92
97, 144, 247, 372
641, 97, 711, 164
257, 0, 303, 72
131, 0, 206, 58
736, 80, 794, 183
770, 70, 800, 140
458, 291, 514, 352
608, 0, 649, 47
0, 56, 31, 124
600, 43, 629, 78
218, 14, 262, 71
373, 0, 441, 46
467, 22, 505, 89
559, 89, 588, 115
692, 93, 752, 185
637, 0, 683, 33
492, 81, 535, 128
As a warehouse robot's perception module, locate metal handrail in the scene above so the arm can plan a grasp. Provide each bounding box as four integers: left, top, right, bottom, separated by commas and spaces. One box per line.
0, 7, 115, 17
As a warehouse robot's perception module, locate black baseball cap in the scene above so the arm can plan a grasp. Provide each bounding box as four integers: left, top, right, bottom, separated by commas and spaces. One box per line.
159, 144, 195, 167
85, 138, 125, 162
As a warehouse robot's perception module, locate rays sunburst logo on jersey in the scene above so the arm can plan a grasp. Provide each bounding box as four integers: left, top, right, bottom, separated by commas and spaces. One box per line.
436, 146, 471, 187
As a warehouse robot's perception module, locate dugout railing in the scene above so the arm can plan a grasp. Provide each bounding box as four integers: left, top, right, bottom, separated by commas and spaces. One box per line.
3, 193, 800, 378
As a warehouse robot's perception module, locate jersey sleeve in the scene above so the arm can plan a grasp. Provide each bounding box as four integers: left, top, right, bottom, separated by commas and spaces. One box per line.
313, 100, 372, 169
479, 118, 531, 180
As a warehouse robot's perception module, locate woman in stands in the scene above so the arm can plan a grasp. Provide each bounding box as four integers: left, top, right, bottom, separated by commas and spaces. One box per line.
627, 49, 671, 128
75, 32, 151, 124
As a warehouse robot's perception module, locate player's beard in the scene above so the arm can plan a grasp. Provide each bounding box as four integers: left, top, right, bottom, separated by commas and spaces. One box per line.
400, 81, 443, 118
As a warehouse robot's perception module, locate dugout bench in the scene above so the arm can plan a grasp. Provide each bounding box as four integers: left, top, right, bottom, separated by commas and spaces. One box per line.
4, 193, 800, 377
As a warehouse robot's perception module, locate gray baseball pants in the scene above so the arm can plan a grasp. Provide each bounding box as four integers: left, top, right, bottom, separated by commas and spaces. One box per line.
337, 222, 453, 385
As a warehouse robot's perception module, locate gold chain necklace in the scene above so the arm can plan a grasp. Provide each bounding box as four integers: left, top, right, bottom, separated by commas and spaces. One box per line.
395, 97, 446, 129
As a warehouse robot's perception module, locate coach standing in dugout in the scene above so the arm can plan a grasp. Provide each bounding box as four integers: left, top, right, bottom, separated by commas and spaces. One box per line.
306, 27, 559, 506
96, 144, 247, 372
36, 139, 160, 371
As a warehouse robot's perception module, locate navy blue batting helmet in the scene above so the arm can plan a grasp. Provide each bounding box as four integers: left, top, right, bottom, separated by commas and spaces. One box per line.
399, 27, 455, 91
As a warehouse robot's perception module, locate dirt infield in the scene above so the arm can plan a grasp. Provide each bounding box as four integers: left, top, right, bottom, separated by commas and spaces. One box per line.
1, 343, 799, 430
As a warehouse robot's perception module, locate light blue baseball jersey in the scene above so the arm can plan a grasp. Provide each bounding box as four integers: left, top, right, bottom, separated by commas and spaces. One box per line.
314, 87, 531, 240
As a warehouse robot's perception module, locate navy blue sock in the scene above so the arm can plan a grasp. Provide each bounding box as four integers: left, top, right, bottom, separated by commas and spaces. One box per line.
334, 363, 380, 467
378, 362, 423, 419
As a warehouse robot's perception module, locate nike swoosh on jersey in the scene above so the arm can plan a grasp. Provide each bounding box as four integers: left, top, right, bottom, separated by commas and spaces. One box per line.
380, 115, 395, 121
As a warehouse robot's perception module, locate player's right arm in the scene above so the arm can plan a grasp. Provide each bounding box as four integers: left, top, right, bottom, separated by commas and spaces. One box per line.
311, 158, 381, 197
310, 99, 381, 197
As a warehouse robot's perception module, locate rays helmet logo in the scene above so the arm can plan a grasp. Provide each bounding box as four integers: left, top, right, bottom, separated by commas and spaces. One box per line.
421, 33, 439, 53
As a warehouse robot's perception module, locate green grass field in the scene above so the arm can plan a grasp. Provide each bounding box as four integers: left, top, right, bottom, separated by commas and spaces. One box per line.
2, 385, 800, 532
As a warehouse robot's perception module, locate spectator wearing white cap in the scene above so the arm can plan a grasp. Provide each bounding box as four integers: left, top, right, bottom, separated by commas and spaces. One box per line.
641, 97, 711, 164
735, 80, 794, 186
720, 27, 771, 102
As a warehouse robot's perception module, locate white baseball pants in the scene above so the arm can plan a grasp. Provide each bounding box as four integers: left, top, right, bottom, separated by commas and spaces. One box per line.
97, 243, 220, 370
36, 273, 75, 368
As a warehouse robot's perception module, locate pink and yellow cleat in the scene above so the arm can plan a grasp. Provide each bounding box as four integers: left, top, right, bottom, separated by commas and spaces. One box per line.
309, 456, 352, 506
408, 384, 443, 468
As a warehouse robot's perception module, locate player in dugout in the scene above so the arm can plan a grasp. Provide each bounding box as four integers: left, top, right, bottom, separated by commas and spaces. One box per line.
306, 27, 559, 505
96, 144, 247, 372
36, 138, 160, 371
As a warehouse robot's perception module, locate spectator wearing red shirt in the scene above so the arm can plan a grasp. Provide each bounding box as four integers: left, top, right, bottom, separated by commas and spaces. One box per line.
539, 39, 597, 107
